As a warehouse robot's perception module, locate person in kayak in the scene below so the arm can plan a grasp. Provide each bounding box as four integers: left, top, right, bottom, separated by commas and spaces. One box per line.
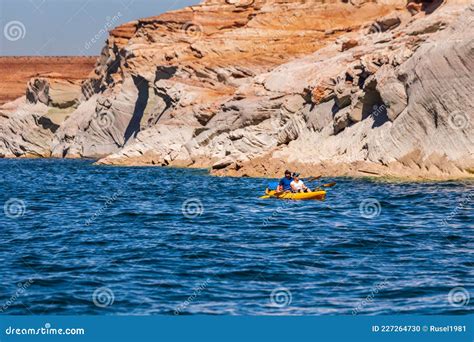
277, 170, 293, 192
291, 173, 309, 193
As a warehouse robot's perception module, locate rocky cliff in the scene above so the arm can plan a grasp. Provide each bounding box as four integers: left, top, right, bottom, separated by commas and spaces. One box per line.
0, 57, 96, 105
0, 0, 473, 180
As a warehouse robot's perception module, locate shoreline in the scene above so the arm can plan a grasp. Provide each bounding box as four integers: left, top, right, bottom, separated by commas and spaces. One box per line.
2, 155, 473, 183
0, 3, 472, 186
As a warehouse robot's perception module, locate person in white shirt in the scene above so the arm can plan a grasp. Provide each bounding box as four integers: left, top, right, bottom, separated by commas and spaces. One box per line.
290, 173, 309, 193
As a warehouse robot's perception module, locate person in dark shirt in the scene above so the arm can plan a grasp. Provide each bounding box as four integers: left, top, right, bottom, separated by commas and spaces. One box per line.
277, 170, 293, 192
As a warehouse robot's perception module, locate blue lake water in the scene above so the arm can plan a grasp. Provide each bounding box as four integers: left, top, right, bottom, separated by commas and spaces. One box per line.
0, 159, 472, 315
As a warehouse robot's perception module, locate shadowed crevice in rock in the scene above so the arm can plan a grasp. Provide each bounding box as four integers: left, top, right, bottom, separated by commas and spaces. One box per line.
124, 76, 149, 143
362, 89, 384, 121
151, 92, 173, 125
407, 0, 443, 15
331, 103, 340, 117
37, 116, 60, 133
104, 46, 121, 86
423, 0, 444, 14
26, 79, 50, 105
371, 105, 389, 128
155, 66, 177, 80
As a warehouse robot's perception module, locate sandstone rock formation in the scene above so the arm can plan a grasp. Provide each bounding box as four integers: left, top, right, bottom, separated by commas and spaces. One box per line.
0, 0, 473, 180
0, 57, 95, 105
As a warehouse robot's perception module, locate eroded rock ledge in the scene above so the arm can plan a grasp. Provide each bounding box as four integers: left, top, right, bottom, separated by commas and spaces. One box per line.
0, 0, 473, 180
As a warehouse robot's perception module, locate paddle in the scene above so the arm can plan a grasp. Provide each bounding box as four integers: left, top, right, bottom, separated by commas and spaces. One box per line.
304, 175, 324, 191
269, 191, 287, 198
313, 182, 336, 192
305, 175, 322, 182
260, 193, 283, 199
260, 190, 289, 199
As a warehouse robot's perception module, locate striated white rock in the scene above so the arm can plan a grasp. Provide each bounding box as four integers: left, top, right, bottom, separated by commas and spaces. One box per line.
0, 0, 473, 180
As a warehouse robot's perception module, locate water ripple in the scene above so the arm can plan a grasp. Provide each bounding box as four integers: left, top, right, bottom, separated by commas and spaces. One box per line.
0, 159, 472, 315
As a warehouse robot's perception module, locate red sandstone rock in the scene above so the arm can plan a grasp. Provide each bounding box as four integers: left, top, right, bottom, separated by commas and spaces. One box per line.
0, 0, 473, 181
0, 57, 95, 105
341, 39, 359, 51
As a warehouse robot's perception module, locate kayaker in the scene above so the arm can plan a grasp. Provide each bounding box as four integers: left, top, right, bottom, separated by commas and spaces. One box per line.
277, 170, 293, 192
291, 173, 309, 193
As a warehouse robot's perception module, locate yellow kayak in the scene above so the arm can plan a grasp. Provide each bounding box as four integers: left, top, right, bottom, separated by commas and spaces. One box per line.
261, 190, 326, 201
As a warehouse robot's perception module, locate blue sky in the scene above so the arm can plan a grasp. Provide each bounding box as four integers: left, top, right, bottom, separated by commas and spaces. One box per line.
0, 0, 200, 56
